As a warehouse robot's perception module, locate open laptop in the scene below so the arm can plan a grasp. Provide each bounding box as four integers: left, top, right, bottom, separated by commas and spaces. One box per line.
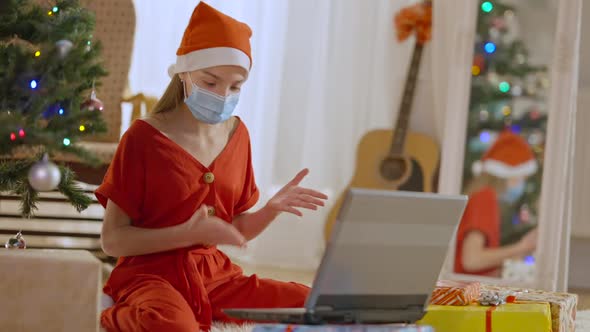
223, 188, 468, 325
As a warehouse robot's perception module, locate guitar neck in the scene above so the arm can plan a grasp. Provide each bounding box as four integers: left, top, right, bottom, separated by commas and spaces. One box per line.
390, 37, 425, 155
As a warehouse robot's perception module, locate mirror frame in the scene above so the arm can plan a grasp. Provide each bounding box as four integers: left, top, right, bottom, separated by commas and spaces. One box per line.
436, 0, 582, 292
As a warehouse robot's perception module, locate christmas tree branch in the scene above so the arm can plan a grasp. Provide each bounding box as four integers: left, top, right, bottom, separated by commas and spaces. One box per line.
1, 158, 93, 217
14, 178, 39, 219
54, 144, 101, 167
0, 159, 34, 191
1, 155, 45, 218
57, 165, 92, 212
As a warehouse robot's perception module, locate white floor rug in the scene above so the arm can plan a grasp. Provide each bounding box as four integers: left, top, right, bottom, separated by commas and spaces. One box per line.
211, 323, 255, 332
576, 310, 590, 331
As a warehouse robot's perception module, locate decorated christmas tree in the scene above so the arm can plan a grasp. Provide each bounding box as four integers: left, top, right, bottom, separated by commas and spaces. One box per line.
462, 1, 549, 245
0, 0, 107, 219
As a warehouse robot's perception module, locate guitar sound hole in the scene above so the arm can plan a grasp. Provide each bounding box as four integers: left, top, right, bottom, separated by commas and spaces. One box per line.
380, 156, 408, 182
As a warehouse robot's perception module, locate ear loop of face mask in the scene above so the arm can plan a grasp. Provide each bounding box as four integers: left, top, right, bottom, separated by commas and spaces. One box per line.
182, 74, 192, 100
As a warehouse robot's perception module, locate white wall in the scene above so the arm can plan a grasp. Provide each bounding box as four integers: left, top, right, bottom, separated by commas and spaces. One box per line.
569, 238, 590, 288
568, 87, 590, 288
571, 87, 590, 238
579, 0, 590, 87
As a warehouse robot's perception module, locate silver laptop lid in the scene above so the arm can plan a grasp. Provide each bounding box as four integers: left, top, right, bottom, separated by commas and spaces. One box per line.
305, 188, 467, 310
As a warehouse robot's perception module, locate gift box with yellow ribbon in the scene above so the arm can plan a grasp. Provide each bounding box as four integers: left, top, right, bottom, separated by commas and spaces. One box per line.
418, 302, 552, 332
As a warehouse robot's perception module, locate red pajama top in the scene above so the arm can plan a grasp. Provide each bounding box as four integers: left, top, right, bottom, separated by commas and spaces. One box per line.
454, 186, 501, 276
95, 117, 259, 296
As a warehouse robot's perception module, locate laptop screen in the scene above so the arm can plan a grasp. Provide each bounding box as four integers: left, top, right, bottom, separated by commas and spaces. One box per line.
306, 188, 467, 310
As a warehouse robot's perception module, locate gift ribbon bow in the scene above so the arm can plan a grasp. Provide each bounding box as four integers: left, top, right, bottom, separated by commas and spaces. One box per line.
394, 2, 432, 45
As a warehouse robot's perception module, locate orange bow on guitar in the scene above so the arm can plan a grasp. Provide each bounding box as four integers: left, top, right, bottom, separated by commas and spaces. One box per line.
395, 2, 433, 45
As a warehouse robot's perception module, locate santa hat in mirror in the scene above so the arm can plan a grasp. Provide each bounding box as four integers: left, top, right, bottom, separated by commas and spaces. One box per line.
472, 130, 538, 178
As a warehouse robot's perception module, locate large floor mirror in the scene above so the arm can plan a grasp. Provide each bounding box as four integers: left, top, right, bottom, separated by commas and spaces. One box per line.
436, 0, 581, 291
460, 0, 555, 283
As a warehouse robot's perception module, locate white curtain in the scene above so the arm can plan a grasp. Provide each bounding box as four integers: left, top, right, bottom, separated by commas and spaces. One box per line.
128, 0, 439, 269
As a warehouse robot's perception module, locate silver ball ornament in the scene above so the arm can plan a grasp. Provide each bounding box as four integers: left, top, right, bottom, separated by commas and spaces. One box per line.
55, 39, 73, 59
479, 110, 489, 122
5, 231, 26, 249
487, 72, 499, 85
28, 154, 61, 191
489, 28, 501, 41
511, 85, 523, 96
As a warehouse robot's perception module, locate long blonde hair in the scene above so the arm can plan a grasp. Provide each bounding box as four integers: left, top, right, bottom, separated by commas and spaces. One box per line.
152, 75, 184, 114
463, 172, 508, 196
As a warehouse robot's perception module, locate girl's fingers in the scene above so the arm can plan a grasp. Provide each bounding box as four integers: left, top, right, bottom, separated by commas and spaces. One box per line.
298, 195, 325, 207
287, 168, 309, 187
295, 187, 328, 200
291, 200, 318, 210
282, 206, 303, 217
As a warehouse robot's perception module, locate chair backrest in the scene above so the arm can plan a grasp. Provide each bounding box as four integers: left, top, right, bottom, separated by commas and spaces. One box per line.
81, 0, 136, 142
123, 93, 159, 123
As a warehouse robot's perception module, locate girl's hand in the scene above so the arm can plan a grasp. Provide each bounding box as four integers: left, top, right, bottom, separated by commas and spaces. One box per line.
265, 168, 328, 217
517, 227, 538, 254
185, 205, 247, 247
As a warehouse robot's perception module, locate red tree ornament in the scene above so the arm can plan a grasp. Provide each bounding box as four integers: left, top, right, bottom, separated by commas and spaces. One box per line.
80, 89, 104, 112
473, 54, 486, 72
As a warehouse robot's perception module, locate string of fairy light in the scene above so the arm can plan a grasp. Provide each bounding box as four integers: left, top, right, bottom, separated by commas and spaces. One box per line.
8, 4, 100, 147
465, 1, 545, 255
474, 0, 508, 145
470, 0, 547, 151
472, 1, 513, 95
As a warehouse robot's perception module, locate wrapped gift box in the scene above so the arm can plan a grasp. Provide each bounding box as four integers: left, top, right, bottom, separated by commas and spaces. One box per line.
481, 284, 578, 332
0, 249, 102, 332
430, 280, 480, 306
252, 324, 434, 332
418, 302, 552, 332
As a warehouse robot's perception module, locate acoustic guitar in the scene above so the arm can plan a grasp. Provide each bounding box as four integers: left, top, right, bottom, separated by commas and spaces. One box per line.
323, 1, 439, 242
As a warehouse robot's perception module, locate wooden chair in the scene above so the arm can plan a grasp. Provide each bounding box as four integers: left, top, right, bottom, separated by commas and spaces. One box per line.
0, 182, 112, 261
122, 93, 159, 123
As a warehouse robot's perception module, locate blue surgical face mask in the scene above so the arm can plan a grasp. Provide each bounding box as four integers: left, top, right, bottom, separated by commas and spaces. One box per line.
502, 180, 526, 204
183, 77, 239, 124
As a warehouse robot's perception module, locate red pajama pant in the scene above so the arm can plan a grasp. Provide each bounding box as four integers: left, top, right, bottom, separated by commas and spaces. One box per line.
101, 247, 309, 332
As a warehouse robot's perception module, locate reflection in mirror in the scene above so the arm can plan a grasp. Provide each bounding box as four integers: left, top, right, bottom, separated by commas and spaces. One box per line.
452, 0, 556, 283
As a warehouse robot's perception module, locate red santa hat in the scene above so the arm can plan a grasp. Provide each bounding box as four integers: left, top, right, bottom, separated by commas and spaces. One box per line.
167, 2, 252, 78
472, 130, 538, 178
